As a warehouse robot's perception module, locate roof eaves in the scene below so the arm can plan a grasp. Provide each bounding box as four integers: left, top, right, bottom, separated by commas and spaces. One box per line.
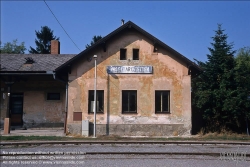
127, 22, 202, 71
55, 21, 133, 71
55, 21, 201, 72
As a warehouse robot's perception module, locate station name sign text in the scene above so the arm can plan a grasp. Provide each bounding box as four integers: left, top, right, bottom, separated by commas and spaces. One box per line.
107, 66, 153, 74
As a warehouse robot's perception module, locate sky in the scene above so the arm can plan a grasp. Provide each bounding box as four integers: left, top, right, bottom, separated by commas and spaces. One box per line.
1, 1, 250, 63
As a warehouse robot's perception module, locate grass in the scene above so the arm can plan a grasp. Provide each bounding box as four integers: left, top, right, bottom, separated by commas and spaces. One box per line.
1, 133, 250, 142
198, 132, 250, 141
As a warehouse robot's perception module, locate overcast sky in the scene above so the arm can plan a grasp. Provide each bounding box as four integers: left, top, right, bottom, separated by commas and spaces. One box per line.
1, 1, 250, 62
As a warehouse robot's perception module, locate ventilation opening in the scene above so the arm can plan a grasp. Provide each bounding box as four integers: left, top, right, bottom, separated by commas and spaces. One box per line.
120, 48, 126, 60
25, 57, 35, 64
133, 49, 139, 60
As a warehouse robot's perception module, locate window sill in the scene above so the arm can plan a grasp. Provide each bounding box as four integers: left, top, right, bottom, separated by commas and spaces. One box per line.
122, 112, 138, 114
155, 112, 171, 114
88, 112, 104, 114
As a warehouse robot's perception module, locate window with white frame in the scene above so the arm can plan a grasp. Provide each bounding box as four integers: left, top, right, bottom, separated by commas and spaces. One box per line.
122, 90, 137, 113
155, 90, 170, 113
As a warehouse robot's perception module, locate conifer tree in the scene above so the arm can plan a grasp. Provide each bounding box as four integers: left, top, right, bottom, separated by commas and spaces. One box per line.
29, 26, 59, 54
234, 47, 250, 132
85, 35, 102, 49
192, 24, 237, 132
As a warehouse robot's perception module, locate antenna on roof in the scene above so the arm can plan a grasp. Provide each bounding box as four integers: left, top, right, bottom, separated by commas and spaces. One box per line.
121, 19, 125, 25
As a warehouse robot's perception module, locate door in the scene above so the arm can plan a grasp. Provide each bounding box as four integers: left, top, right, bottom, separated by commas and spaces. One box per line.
10, 93, 23, 126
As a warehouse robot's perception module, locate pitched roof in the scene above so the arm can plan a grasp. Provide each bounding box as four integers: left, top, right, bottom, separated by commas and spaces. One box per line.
0, 54, 76, 72
55, 21, 201, 72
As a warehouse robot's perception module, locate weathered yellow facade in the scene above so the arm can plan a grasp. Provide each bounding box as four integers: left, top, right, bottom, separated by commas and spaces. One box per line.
67, 28, 192, 136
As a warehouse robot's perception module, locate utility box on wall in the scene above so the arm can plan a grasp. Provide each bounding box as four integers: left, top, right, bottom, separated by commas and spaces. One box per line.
82, 120, 89, 136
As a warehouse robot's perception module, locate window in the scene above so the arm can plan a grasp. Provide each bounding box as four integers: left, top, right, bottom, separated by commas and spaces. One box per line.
133, 49, 139, 60
122, 90, 137, 113
88, 90, 104, 113
155, 91, 170, 113
47, 93, 60, 100
120, 48, 126, 60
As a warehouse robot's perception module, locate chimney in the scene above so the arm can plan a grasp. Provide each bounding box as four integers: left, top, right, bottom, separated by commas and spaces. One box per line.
51, 40, 60, 54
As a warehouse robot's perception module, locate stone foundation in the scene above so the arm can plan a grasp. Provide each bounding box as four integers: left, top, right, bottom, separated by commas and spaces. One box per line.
23, 123, 64, 129
67, 123, 190, 136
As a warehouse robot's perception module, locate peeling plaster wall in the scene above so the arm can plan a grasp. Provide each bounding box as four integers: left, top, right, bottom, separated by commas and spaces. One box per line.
0, 77, 65, 128
67, 31, 191, 136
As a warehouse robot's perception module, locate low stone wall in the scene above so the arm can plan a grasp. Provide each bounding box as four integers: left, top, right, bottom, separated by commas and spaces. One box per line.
23, 123, 64, 129
67, 123, 189, 136
67, 123, 82, 136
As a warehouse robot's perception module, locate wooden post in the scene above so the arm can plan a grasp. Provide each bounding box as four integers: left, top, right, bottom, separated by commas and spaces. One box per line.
3, 118, 10, 135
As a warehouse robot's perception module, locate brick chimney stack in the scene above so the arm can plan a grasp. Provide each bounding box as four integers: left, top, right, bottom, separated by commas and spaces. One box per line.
51, 40, 60, 54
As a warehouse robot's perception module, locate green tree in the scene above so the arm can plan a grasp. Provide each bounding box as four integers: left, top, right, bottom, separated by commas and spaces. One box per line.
29, 26, 59, 54
234, 47, 250, 132
192, 24, 238, 132
85, 35, 102, 48
0, 39, 26, 54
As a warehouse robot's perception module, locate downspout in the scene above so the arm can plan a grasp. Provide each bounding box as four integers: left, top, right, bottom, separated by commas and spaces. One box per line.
65, 83, 68, 134
6, 85, 11, 134
53, 73, 68, 134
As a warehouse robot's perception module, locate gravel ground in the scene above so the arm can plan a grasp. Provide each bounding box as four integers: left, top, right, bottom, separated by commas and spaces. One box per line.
1, 144, 249, 167
1, 144, 249, 153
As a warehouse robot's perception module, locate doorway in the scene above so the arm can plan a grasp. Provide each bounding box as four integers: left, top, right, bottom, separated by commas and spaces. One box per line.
10, 93, 23, 126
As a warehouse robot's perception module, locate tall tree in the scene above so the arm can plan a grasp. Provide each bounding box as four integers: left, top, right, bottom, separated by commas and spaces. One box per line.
0, 39, 26, 54
192, 24, 237, 132
234, 47, 250, 132
85, 35, 102, 49
29, 26, 59, 54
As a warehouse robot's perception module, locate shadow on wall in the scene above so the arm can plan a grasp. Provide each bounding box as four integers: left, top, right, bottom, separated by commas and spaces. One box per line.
191, 106, 205, 135
191, 92, 205, 135
89, 122, 94, 136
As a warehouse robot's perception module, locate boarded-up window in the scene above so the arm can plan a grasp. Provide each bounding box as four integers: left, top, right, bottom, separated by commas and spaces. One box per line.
73, 112, 82, 121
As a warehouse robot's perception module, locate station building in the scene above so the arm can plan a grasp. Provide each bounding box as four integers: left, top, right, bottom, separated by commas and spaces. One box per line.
0, 21, 200, 136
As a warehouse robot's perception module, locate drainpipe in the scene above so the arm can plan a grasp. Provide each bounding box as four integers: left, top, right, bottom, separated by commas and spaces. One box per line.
53, 73, 68, 134
65, 83, 68, 134
6, 85, 11, 134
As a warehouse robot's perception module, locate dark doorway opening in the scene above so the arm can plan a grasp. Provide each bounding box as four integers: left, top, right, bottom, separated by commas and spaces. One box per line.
10, 93, 23, 126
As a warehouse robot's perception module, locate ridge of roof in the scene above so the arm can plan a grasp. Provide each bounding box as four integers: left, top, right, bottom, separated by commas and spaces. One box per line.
55, 21, 201, 72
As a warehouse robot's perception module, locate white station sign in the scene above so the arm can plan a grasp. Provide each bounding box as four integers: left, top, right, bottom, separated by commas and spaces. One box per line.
107, 66, 153, 74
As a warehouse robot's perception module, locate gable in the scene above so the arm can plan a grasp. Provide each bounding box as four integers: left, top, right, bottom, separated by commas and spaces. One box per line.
67, 31, 191, 84
56, 21, 201, 75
